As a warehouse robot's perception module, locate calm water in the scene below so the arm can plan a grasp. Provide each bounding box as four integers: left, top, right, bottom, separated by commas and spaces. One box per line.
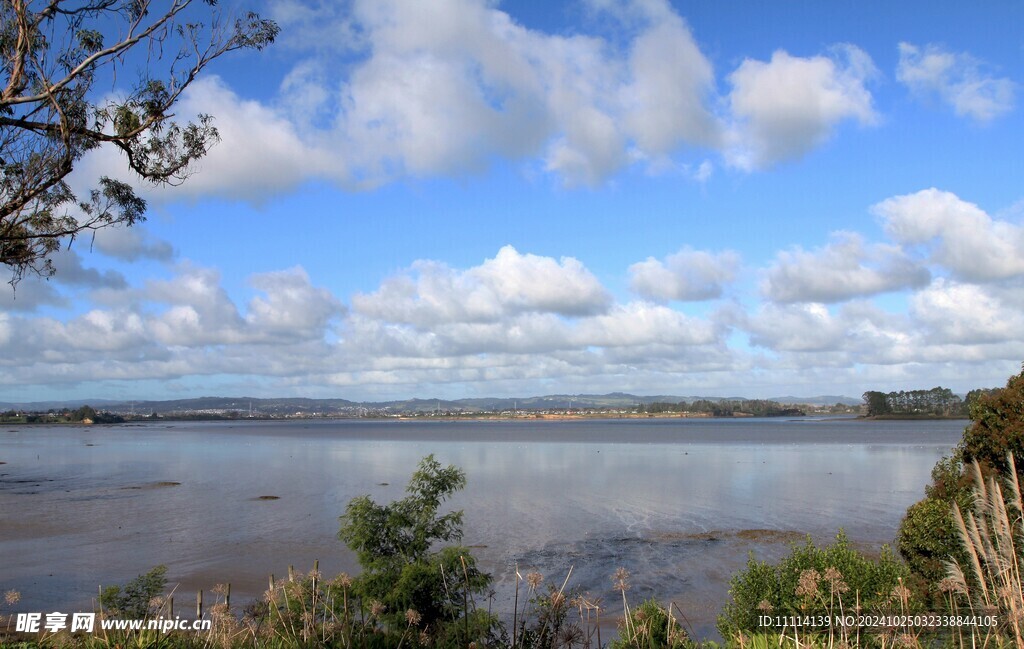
0, 417, 964, 637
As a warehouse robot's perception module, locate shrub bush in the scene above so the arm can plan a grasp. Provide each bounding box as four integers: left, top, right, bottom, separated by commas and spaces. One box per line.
717, 531, 909, 640
898, 365, 1024, 599
99, 564, 168, 618
338, 454, 500, 645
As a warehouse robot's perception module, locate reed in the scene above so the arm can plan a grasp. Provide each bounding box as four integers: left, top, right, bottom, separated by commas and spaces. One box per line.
943, 454, 1024, 648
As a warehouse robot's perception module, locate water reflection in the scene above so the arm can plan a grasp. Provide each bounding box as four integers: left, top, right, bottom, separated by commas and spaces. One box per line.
0, 418, 963, 638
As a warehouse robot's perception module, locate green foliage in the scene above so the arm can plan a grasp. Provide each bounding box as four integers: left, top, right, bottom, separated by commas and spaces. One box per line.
898, 365, 1024, 601
898, 497, 960, 585
0, 2, 278, 284
641, 399, 802, 417
70, 405, 98, 422
861, 391, 890, 417
339, 455, 497, 640
961, 365, 1024, 477
897, 454, 972, 596
717, 532, 910, 639
610, 599, 692, 649
862, 387, 966, 417
99, 565, 167, 619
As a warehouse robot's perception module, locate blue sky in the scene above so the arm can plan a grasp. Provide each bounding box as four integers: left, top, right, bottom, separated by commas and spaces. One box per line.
2, 0, 1023, 403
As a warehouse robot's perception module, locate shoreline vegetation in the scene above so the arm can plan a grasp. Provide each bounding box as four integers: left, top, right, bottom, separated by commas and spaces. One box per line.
1, 383, 994, 425
3, 368, 1021, 648
0, 410, 969, 425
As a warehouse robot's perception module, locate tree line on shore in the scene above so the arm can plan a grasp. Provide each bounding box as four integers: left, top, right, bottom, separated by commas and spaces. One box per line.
636, 399, 806, 417
861, 386, 998, 417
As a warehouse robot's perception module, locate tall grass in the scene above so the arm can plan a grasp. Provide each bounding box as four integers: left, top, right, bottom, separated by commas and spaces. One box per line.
944, 454, 1024, 647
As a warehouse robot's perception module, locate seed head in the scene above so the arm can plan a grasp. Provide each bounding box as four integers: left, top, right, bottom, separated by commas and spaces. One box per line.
405, 609, 422, 626
756, 599, 773, 612
4, 590, 20, 606
938, 576, 966, 595
333, 573, 353, 589
612, 567, 630, 592
890, 583, 911, 603
370, 600, 386, 617
795, 569, 821, 599
823, 567, 849, 595
526, 571, 543, 589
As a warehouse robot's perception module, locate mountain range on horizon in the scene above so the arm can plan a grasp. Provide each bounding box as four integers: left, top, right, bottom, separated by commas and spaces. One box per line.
0, 392, 863, 414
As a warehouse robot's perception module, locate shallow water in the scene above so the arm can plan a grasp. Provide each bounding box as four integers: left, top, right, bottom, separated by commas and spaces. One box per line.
0, 417, 964, 638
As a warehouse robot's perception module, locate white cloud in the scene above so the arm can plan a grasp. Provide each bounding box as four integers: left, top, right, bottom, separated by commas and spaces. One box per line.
739, 303, 850, 353
71, 1, 894, 198
352, 246, 611, 326
874, 188, 1024, 282
897, 42, 1015, 123
629, 247, 739, 301
762, 232, 929, 303
246, 267, 345, 340
76, 76, 340, 202
726, 45, 878, 169
620, 10, 721, 155
911, 279, 1024, 345
571, 301, 719, 347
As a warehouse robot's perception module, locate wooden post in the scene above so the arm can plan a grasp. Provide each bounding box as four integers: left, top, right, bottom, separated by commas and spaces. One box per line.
288, 565, 295, 582
269, 574, 275, 591
226, 583, 231, 609
196, 590, 203, 618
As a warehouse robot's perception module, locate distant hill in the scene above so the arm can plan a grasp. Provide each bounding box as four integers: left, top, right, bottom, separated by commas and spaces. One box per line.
0, 392, 862, 414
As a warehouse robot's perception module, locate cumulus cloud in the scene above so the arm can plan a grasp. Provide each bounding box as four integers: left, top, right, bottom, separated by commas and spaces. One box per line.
352, 246, 611, 326
874, 188, 1024, 282
75, 0, 889, 198
5, 226, 1024, 398
619, 8, 721, 155
762, 232, 929, 303
629, 247, 739, 301
726, 45, 878, 169
91, 226, 175, 262
911, 279, 1024, 345
738, 303, 850, 353
897, 42, 1015, 123
571, 301, 718, 347
76, 76, 341, 202
246, 267, 346, 340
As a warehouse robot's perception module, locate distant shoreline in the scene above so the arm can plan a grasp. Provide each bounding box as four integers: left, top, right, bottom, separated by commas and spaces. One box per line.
4, 412, 975, 425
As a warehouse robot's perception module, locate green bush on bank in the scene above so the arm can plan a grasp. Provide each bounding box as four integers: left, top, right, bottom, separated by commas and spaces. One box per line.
338, 454, 502, 646
717, 531, 910, 640
897, 364, 1024, 600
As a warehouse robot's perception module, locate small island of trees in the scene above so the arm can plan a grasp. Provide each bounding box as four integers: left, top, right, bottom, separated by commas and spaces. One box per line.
861, 386, 997, 418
